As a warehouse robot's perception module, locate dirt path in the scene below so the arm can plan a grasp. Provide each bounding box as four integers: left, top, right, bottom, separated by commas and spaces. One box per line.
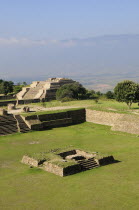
9, 104, 90, 114
33, 105, 90, 111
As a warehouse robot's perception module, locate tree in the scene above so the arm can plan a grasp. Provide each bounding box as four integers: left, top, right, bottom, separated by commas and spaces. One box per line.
114, 80, 139, 108
0, 80, 14, 95
105, 91, 115, 99
56, 82, 86, 101
22, 82, 27, 86
13, 85, 23, 94
85, 90, 100, 101
56, 88, 73, 101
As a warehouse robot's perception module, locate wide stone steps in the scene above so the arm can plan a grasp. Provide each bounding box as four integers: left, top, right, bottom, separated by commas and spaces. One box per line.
0, 114, 18, 135
24, 83, 45, 94
0, 115, 17, 124
78, 158, 99, 170
23, 87, 42, 99
36, 82, 46, 88
0, 114, 30, 135
0, 125, 18, 135
14, 115, 30, 133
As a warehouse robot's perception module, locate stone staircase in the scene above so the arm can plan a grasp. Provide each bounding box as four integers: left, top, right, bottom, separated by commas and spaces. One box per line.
0, 114, 31, 136
23, 87, 41, 99
14, 115, 31, 133
0, 115, 18, 135
23, 81, 46, 99
78, 158, 99, 170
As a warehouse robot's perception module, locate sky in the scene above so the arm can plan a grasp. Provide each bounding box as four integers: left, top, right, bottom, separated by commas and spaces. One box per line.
0, 0, 139, 87
1, 0, 139, 39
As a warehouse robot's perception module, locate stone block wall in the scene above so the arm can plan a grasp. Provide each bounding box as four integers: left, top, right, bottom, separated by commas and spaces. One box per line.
86, 109, 139, 135
42, 118, 72, 129
67, 109, 86, 124
0, 95, 15, 100
0, 100, 17, 107
23, 108, 86, 131
76, 150, 94, 159
0, 99, 41, 107
43, 162, 64, 177
30, 123, 43, 130
21, 149, 116, 177
21, 155, 39, 167
38, 112, 68, 121
22, 155, 82, 177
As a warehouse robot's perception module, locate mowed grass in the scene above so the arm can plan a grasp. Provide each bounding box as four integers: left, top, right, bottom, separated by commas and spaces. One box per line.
32, 99, 139, 114
1, 123, 139, 209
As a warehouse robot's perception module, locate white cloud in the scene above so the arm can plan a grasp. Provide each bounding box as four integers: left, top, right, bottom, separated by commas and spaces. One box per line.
0, 37, 78, 47
0, 37, 60, 46
0, 34, 135, 47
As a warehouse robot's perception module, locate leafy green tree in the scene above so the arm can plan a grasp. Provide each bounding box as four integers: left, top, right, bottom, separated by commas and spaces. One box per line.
56, 88, 73, 101
0, 80, 14, 95
22, 82, 27, 86
86, 90, 100, 100
95, 91, 103, 96
56, 82, 86, 101
114, 80, 139, 108
105, 91, 115, 99
13, 85, 23, 94
85, 90, 95, 99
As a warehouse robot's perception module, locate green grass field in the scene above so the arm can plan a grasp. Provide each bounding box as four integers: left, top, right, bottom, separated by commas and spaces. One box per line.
32, 99, 139, 114
1, 122, 139, 210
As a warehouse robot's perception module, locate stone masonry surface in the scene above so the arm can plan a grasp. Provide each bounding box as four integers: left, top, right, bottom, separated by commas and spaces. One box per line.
86, 109, 139, 134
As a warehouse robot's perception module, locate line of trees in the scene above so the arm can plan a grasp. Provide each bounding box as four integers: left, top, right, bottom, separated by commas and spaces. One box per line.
56, 82, 114, 102
1, 78, 138, 109
0, 79, 27, 95
56, 80, 139, 108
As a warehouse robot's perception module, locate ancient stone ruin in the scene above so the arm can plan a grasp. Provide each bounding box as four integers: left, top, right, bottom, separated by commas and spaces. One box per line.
16, 78, 75, 100
21, 149, 116, 177
22, 106, 30, 113
22, 108, 86, 131
0, 114, 30, 135
0, 108, 86, 136
8, 103, 16, 111
0, 108, 7, 116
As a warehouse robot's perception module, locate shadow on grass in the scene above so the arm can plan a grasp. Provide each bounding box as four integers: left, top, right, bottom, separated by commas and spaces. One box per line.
28, 167, 43, 174
100, 159, 121, 166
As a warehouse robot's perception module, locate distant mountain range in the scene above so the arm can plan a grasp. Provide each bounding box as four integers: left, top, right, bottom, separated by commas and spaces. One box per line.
1, 34, 139, 92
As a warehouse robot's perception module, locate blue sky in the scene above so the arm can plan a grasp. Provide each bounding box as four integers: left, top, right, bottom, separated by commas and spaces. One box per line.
0, 0, 139, 88
0, 0, 139, 40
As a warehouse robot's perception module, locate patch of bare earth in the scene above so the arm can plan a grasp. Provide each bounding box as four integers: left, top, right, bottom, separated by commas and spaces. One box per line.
29, 141, 39, 144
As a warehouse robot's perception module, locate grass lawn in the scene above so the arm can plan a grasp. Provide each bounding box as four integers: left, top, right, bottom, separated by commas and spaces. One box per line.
21, 108, 83, 117
32, 99, 139, 114
1, 122, 139, 209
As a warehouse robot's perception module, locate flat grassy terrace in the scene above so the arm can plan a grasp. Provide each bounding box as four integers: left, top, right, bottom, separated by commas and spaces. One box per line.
1, 122, 139, 209
21, 108, 83, 117
32, 99, 139, 114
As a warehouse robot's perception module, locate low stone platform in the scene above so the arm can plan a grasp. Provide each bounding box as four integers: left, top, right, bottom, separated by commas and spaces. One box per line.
0, 108, 85, 136
21, 148, 116, 177
22, 108, 86, 131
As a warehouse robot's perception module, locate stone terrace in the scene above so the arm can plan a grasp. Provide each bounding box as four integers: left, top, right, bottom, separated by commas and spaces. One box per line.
21, 149, 116, 176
